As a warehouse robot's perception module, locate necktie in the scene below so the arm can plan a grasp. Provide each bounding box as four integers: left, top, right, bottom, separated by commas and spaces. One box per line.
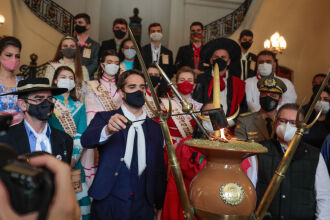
266, 117, 273, 137
242, 60, 246, 80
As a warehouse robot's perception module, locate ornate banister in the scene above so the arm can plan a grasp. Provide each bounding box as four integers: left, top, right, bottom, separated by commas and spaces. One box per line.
18, 53, 48, 79
204, 0, 252, 43
24, 0, 74, 36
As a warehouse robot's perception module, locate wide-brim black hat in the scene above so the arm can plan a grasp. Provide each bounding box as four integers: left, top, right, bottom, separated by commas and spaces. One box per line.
200, 37, 241, 64
0, 78, 67, 96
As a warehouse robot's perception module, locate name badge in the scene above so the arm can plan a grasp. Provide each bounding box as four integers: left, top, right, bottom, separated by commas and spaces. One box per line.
162, 54, 169, 65
83, 48, 91, 59
250, 60, 256, 71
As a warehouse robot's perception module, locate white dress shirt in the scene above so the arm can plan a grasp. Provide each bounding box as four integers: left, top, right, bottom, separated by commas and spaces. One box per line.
240, 52, 249, 80
24, 120, 52, 154
151, 43, 161, 63
245, 74, 297, 112
99, 105, 146, 143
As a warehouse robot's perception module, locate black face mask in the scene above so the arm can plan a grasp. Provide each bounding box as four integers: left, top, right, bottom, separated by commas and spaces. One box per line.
260, 96, 279, 112
114, 30, 126, 39
27, 99, 55, 121
61, 48, 76, 59
124, 90, 145, 108
150, 76, 160, 87
241, 41, 252, 50
75, 25, 87, 34
213, 58, 228, 72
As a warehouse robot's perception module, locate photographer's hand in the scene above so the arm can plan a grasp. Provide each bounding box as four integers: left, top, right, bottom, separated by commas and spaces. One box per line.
0, 155, 80, 220
29, 155, 81, 220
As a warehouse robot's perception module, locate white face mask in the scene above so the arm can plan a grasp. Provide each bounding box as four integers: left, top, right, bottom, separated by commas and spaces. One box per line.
57, 78, 75, 91
258, 63, 273, 76
150, 32, 163, 42
202, 119, 214, 134
315, 100, 330, 114
104, 63, 119, 76
124, 49, 136, 60
276, 122, 297, 142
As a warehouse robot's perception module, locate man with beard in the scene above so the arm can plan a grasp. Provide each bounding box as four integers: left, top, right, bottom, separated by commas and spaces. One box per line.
81, 69, 166, 220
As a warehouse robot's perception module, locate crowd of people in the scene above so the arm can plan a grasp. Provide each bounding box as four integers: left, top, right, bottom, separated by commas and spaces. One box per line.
0, 12, 329, 220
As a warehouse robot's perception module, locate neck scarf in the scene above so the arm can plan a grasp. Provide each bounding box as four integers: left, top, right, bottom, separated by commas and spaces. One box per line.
192, 43, 202, 69
207, 71, 227, 99
77, 35, 88, 47
122, 104, 147, 176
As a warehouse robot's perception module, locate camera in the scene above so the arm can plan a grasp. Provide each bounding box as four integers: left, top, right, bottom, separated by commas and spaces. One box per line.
0, 114, 54, 219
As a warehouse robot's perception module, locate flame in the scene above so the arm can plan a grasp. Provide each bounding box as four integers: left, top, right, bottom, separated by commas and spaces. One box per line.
210, 128, 229, 143
220, 128, 228, 141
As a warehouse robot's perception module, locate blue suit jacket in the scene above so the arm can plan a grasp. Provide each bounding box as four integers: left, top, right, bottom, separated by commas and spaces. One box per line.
81, 109, 166, 209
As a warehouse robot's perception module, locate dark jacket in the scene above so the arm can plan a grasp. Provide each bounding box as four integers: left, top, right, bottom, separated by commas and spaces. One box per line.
100, 39, 117, 54
135, 43, 175, 79
237, 52, 257, 80
175, 44, 195, 70
257, 139, 320, 220
76, 37, 100, 80
81, 109, 166, 209
3, 121, 72, 164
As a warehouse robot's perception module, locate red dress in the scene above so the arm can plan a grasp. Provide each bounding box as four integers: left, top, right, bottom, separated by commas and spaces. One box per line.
162, 136, 204, 220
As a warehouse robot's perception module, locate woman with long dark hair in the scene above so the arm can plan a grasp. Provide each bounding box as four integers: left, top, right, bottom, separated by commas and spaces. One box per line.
45, 36, 89, 99
0, 36, 24, 125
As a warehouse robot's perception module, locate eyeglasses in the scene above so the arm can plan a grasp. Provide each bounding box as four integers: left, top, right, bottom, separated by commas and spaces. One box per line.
124, 47, 135, 50
277, 117, 296, 126
24, 96, 56, 105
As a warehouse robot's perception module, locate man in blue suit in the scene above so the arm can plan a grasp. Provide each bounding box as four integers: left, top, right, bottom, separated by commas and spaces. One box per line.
81, 69, 166, 220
